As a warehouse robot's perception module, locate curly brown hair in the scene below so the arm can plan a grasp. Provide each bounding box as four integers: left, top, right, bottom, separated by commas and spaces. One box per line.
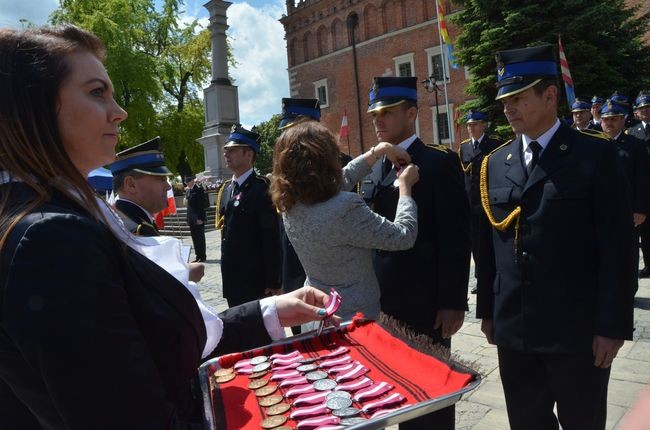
270, 121, 342, 211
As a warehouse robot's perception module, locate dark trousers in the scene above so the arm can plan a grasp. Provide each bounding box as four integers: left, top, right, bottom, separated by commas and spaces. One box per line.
189, 224, 206, 260
398, 336, 454, 430
640, 225, 650, 268
497, 346, 611, 430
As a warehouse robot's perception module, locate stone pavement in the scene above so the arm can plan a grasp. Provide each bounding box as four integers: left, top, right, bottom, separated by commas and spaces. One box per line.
188, 229, 650, 429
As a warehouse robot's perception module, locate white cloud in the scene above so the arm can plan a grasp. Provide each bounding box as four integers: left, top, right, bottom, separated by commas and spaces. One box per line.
0, 0, 58, 28
227, 0, 288, 127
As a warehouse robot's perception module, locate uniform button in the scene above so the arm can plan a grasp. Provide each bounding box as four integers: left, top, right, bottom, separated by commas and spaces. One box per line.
521, 251, 529, 260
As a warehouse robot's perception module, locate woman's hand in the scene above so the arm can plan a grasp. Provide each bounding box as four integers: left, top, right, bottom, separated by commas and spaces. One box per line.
377, 142, 411, 166
275, 286, 342, 328
397, 164, 420, 190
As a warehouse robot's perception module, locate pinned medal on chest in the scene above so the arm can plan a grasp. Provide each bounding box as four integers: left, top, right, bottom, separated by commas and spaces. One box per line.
233, 191, 243, 207
392, 163, 408, 188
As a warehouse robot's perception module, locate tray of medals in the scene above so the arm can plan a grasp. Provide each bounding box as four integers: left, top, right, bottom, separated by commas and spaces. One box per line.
198, 316, 480, 430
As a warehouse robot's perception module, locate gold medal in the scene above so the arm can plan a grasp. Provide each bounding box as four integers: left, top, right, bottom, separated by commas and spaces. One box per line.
213, 368, 234, 378
258, 395, 283, 407
215, 373, 236, 384
265, 403, 291, 416
260, 415, 287, 429
249, 370, 269, 379
255, 384, 278, 397
248, 379, 269, 390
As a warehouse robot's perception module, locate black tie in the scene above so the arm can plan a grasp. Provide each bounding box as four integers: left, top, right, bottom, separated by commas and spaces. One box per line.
527, 141, 542, 177
381, 157, 392, 179
232, 182, 240, 197
645, 123, 650, 137
473, 139, 479, 150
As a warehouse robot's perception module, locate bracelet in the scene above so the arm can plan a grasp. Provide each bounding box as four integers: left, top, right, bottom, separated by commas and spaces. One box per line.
370, 146, 380, 160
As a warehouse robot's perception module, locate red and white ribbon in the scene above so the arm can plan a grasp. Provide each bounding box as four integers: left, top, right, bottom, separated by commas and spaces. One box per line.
312, 426, 344, 430
334, 363, 369, 382
273, 355, 304, 367
319, 355, 351, 369
290, 403, 328, 420
271, 350, 302, 361
235, 366, 254, 375
324, 289, 342, 317
369, 404, 412, 419
352, 381, 393, 402
320, 346, 348, 359
334, 376, 373, 393
233, 358, 252, 369
296, 415, 341, 429
286, 383, 315, 398
279, 375, 308, 388
270, 369, 300, 381
293, 390, 332, 406
328, 361, 360, 375
273, 362, 301, 371
361, 393, 405, 412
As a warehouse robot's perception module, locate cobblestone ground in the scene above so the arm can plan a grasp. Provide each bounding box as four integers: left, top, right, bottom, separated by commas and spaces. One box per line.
190, 230, 650, 429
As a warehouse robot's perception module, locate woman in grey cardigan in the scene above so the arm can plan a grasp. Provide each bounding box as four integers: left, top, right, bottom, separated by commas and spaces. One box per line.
271, 121, 419, 322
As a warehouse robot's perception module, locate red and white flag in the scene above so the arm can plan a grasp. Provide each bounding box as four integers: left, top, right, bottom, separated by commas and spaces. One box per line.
154, 183, 177, 229
339, 110, 349, 139
558, 35, 575, 106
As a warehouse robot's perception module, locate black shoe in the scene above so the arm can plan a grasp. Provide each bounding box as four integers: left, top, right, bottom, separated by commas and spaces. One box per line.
470, 287, 478, 294
639, 267, 650, 278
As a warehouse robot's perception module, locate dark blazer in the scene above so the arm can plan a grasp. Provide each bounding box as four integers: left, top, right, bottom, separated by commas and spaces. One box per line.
0, 184, 271, 429
476, 124, 636, 354
460, 135, 503, 213
614, 133, 650, 214
587, 120, 603, 132
218, 174, 281, 305
115, 198, 159, 236
372, 139, 471, 337
186, 184, 206, 226
627, 122, 650, 142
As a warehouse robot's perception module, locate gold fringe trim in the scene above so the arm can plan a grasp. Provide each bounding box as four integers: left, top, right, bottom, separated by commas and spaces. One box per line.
215, 181, 227, 230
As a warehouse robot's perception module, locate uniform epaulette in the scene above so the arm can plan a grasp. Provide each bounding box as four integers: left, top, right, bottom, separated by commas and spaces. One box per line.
425, 143, 451, 153
254, 174, 271, 184
488, 139, 513, 156
578, 128, 610, 140
461, 138, 471, 144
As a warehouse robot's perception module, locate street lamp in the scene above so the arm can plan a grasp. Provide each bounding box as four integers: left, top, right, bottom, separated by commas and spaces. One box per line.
421, 62, 443, 144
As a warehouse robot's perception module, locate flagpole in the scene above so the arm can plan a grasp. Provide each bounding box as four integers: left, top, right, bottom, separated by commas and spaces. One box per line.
435, 0, 452, 148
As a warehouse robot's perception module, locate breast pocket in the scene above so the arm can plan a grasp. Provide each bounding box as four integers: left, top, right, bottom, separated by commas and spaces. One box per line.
488, 186, 513, 206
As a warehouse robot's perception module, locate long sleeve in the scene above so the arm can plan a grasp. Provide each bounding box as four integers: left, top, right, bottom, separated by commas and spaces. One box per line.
341, 155, 373, 192
341, 193, 418, 251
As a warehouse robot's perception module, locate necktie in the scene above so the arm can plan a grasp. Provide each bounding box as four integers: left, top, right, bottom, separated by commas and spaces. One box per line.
381, 157, 392, 179
473, 140, 479, 150
526, 141, 542, 177
232, 181, 240, 197
645, 123, 650, 137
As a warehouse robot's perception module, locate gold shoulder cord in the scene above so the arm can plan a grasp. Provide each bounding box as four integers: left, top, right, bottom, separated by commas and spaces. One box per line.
461, 161, 472, 174
215, 182, 226, 229
479, 147, 522, 256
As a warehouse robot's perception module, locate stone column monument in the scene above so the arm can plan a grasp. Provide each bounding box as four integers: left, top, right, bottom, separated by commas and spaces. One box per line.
198, 0, 239, 178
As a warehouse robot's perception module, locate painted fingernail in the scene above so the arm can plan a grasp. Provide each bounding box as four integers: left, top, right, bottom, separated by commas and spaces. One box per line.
317, 309, 326, 316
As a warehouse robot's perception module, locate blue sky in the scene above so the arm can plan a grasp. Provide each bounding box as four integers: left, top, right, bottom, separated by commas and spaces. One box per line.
0, 0, 289, 128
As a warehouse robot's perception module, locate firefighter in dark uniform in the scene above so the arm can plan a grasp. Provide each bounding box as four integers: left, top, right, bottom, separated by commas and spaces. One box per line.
368, 77, 471, 430
589, 95, 605, 131
570, 98, 592, 131
216, 126, 281, 307
477, 45, 635, 430
460, 110, 501, 294
185, 175, 207, 262
611, 91, 640, 129
628, 92, 650, 277
110, 136, 172, 237
600, 99, 650, 285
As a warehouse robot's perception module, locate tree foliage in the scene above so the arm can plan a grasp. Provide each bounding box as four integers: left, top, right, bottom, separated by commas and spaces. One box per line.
451, 0, 650, 132
49, 0, 214, 173
253, 114, 282, 175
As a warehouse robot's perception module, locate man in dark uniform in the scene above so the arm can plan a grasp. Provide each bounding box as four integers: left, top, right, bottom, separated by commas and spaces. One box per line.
185, 175, 207, 262
600, 100, 650, 284
477, 45, 635, 430
368, 77, 471, 430
628, 92, 650, 277
589, 95, 605, 131
611, 91, 640, 129
110, 136, 172, 237
570, 98, 592, 131
460, 110, 501, 294
111, 137, 205, 282
216, 126, 281, 307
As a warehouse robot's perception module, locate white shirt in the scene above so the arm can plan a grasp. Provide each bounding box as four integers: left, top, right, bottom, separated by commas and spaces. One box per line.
233, 168, 254, 187
473, 134, 485, 148
397, 134, 418, 151
521, 119, 561, 166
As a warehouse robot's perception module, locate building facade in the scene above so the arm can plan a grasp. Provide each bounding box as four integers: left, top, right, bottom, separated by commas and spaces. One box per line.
281, 0, 471, 157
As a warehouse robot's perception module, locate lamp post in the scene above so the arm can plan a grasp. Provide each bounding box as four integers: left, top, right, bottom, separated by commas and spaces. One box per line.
422, 62, 443, 144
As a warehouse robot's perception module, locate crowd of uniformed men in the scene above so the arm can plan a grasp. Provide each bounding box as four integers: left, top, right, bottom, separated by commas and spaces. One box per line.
106, 43, 648, 430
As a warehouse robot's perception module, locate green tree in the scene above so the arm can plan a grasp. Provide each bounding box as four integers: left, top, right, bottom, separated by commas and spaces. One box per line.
253, 114, 282, 175
50, 0, 213, 173
451, 0, 650, 131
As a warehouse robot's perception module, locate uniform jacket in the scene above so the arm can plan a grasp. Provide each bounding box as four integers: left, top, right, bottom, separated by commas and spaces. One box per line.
0, 183, 270, 429
614, 133, 650, 214
218, 173, 281, 304
476, 124, 636, 354
186, 184, 206, 226
283, 156, 418, 321
115, 198, 159, 236
588, 120, 602, 131
371, 138, 471, 336
627, 122, 650, 142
